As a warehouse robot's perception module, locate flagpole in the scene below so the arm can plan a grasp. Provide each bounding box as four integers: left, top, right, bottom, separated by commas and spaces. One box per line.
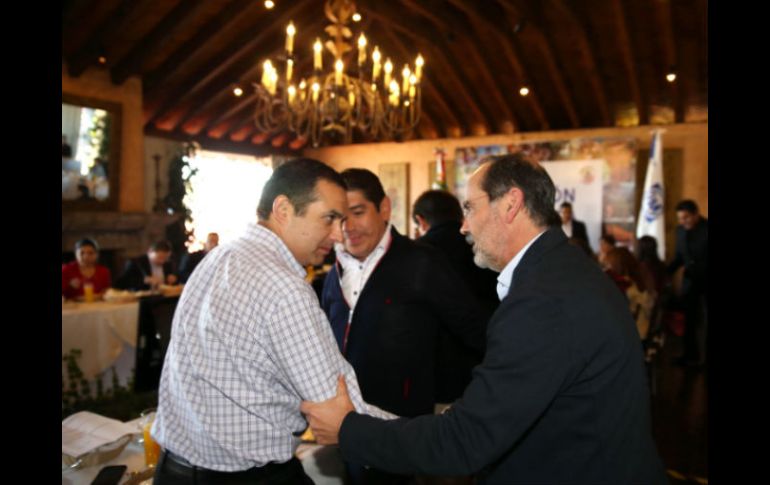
636, 130, 666, 260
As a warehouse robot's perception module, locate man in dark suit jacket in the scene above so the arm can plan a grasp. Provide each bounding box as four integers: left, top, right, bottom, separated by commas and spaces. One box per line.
412, 189, 499, 404
559, 201, 590, 248
321, 169, 488, 484
116, 240, 178, 291
668, 199, 708, 366
304, 155, 666, 484
178, 232, 219, 283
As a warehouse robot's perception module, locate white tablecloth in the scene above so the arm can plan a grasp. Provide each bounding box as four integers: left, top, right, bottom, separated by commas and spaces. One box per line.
61, 440, 345, 485
62, 301, 140, 388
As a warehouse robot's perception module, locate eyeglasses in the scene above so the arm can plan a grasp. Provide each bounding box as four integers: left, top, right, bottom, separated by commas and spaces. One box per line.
462, 194, 489, 217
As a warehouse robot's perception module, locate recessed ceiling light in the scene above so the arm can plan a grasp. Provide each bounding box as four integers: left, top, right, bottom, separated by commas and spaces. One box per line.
98, 56, 107, 64
666, 73, 677, 82
233, 87, 243, 97
264, 1, 274, 9
352, 13, 361, 22
519, 87, 530, 96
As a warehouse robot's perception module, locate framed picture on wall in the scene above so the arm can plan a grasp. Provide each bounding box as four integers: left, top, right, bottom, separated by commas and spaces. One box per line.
378, 162, 410, 236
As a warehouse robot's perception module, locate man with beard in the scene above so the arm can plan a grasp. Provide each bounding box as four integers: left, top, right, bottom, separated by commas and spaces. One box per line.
303, 154, 666, 485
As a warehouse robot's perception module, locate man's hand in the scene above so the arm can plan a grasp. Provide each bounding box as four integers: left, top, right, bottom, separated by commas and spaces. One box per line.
166, 274, 178, 285
300, 375, 355, 445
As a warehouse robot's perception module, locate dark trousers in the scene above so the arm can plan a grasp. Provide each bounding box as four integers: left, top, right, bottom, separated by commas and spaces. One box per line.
153, 449, 315, 485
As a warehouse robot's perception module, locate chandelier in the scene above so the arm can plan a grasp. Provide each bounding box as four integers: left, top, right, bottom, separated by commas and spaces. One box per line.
253, 0, 424, 148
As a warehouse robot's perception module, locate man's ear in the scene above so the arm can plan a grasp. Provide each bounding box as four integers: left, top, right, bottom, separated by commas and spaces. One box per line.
271, 195, 294, 225
379, 196, 392, 222
502, 187, 524, 224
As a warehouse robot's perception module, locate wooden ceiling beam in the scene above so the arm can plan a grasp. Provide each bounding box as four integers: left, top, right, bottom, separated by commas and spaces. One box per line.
443, 0, 526, 131
548, 0, 612, 126
401, 0, 515, 132
142, 0, 257, 94
66, 0, 137, 77
610, 0, 648, 125
363, 1, 493, 135
110, 0, 206, 85
146, 0, 314, 129
497, 0, 580, 128
655, 0, 684, 123
371, 22, 462, 138
174, 13, 330, 134
202, 93, 258, 138
144, 126, 297, 156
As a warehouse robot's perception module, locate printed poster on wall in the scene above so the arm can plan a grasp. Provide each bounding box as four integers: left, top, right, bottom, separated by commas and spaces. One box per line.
453, 137, 638, 248
541, 160, 604, 252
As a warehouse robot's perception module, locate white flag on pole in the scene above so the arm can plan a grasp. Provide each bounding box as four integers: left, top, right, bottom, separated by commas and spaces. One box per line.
636, 130, 665, 260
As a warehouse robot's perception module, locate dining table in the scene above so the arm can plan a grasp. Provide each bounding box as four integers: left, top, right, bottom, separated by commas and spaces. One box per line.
62, 300, 140, 392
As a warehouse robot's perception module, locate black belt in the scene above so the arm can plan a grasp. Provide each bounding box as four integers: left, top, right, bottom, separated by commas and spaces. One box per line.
161, 449, 302, 481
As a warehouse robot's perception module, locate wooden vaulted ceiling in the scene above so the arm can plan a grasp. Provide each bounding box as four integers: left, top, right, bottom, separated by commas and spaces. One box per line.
62, 0, 708, 153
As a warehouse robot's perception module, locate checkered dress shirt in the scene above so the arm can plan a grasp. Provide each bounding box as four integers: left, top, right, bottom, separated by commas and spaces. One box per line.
152, 223, 394, 471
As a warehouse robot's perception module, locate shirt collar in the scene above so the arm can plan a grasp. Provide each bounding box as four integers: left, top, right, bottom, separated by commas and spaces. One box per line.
496, 230, 546, 301
249, 223, 306, 278
335, 223, 393, 271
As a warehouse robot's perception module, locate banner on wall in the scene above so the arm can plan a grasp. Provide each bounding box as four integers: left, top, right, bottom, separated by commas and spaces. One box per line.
454, 137, 638, 248
541, 160, 604, 252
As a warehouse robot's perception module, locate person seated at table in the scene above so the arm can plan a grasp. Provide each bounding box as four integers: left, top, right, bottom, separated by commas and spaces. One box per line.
178, 232, 219, 283
62, 238, 112, 300
115, 240, 178, 291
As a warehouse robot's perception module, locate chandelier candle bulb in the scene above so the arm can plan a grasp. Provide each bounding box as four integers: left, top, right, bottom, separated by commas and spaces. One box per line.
372, 47, 381, 81
251, 0, 422, 147
314, 39, 323, 70
389, 80, 400, 106
415, 54, 424, 81
286, 59, 293, 82
384, 59, 393, 89
312, 82, 320, 103
402, 65, 411, 95
286, 23, 295, 54
335, 59, 344, 86
358, 34, 367, 67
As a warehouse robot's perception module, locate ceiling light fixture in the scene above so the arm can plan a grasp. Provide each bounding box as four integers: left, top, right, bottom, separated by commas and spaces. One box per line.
253, 0, 424, 147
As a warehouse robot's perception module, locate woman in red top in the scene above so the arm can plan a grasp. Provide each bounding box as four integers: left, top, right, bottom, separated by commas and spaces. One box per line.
62, 238, 112, 300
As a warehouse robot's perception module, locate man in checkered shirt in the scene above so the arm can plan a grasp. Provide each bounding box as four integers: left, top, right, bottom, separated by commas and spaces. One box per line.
151, 158, 394, 484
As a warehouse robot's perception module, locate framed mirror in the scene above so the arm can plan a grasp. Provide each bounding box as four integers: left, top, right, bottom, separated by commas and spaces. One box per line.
62, 94, 122, 210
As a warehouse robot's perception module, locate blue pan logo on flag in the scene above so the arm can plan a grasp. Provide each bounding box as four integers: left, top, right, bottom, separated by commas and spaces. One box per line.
643, 183, 664, 223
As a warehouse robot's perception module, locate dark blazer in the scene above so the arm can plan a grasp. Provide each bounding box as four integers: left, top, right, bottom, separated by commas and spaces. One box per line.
178, 250, 207, 283
322, 227, 489, 417
418, 221, 499, 402
668, 217, 708, 296
570, 218, 589, 245
338, 228, 666, 484
115, 255, 176, 291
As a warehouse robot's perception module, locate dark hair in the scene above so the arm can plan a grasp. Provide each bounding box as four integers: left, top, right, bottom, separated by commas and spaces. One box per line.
636, 235, 661, 263
75, 238, 99, 252
412, 190, 463, 226
560, 202, 573, 210
675, 199, 699, 214
150, 240, 173, 252
606, 247, 646, 292
340, 168, 386, 208
600, 234, 616, 246
479, 153, 560, 228
257, 158, 346, 220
